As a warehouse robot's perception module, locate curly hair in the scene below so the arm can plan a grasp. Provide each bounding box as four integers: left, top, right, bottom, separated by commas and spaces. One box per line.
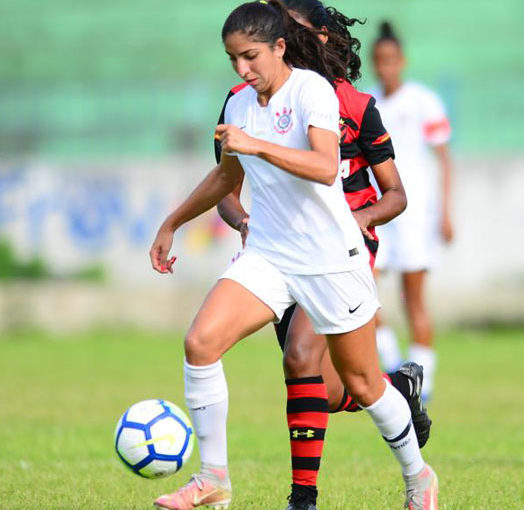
283, 0, 365, 82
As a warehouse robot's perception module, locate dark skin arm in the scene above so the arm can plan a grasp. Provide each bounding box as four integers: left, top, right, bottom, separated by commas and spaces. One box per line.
216, 176, 250, 247
352, 157, 407, 240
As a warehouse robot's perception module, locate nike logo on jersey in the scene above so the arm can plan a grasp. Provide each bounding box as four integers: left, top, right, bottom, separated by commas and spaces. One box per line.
349, 302, 363, 314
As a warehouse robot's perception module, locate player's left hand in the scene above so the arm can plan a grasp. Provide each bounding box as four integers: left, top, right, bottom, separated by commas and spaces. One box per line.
440, 213, 454, 244
352, 209, 375, 241
215, 124, 257, 155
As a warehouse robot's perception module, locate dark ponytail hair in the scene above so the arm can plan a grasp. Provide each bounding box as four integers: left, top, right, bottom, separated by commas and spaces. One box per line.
374, 21, 402, 50
221, 0, 347, 86
283, 0, 365, 83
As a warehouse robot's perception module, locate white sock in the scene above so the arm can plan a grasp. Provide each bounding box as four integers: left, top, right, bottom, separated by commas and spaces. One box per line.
408, 344, 436, 400
364, 382, 425, 476
376, 325, 402, 372
184, 359, 229, 473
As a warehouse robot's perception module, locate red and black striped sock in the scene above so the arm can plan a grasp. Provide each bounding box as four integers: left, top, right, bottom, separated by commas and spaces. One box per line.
332, 388, 360, 413
332, 373, 394, 414
286, 375, 328, 501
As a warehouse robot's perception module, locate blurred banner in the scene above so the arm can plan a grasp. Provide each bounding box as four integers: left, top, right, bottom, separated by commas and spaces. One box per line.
0, 159, 239, 285
1, 155, 523, 287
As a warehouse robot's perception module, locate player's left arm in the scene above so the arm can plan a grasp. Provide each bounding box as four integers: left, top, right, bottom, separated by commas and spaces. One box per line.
215, 124, 339, 186
365, 160, 406, 224
353, 97, 407, 238
433, 142, 454, 243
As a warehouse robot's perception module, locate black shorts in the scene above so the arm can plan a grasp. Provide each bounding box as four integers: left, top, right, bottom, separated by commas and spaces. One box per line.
274, 303, 297, 351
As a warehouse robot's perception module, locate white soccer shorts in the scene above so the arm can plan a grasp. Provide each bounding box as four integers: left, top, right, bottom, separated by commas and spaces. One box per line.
219, 249, 380, 335
375, 213, 439, 272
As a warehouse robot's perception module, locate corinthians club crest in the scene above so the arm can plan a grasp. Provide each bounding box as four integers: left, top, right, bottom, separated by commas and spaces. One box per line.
274, 106, 293, 134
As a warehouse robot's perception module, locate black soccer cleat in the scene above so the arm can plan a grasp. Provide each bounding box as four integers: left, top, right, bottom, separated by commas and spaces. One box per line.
285, 498, 317, 510
398, 361, 432, 448
285, 485, 318, 510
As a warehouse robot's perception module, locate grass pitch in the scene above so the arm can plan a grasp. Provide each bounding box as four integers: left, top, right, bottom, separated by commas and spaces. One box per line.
0, 327, 523, 509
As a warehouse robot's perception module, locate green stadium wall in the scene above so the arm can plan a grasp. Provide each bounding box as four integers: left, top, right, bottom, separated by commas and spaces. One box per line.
1, 0, 522, 156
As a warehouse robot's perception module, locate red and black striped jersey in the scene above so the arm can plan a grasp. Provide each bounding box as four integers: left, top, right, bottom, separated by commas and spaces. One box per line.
336, 80, 394, 210
214, 80, 394, 266
336, 80, 395, 264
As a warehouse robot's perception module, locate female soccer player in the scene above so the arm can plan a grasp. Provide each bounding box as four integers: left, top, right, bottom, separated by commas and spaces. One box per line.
371, 21, 454, 401
151, 2, 438, 510
216, 2, 431, 508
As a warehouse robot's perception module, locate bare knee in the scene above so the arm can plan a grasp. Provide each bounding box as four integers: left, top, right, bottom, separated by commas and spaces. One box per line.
283, 343, 322, 379
344, 373, 385, 408
185, 327, 224, 366
326, 387, 345, 412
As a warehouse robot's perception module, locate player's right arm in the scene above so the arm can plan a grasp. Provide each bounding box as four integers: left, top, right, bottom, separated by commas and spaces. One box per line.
149, 155, 244, 273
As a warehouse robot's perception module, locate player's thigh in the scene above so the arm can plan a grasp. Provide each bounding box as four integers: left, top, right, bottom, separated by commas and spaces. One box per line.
326, 318, 384, 405
326, 318, 381, 377
283, 305, 327, 378
186, 278, 276, 364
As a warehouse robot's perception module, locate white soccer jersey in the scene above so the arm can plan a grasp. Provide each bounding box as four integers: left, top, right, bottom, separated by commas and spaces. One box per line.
224, 68, 365, 275
371, 81, 451, 271
371, 81, 451, 215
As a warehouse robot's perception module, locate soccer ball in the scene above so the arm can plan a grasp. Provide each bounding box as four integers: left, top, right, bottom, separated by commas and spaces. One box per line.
114, 399, 194, 478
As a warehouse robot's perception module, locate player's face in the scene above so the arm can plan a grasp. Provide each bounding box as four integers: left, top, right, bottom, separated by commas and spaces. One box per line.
224, 31, 286, 93
373, 41, 405, 89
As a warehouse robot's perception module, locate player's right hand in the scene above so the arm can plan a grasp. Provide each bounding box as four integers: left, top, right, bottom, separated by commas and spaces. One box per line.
150, 225, 177, 274
215, 124, 257, 155
352, 209, 375, 240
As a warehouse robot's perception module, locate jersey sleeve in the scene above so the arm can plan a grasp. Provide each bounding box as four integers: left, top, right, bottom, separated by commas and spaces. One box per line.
356, 97, 395, 165
214, 90, 235, 163
421, 89, 451, 146
299, 74, 340, 136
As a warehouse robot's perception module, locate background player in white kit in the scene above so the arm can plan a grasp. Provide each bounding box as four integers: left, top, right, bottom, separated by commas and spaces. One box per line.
371, 21, 454, 401
150, 3, 438, 510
